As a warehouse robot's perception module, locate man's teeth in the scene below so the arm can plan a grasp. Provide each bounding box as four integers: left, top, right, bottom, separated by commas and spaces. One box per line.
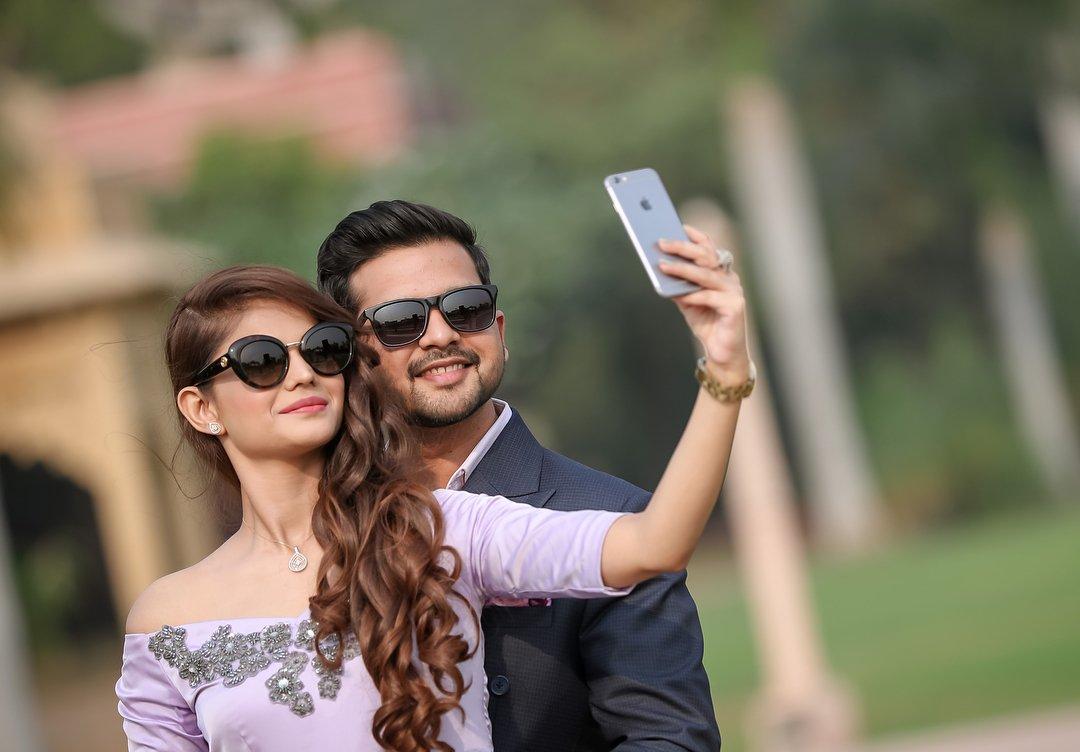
426, 363, 466, 375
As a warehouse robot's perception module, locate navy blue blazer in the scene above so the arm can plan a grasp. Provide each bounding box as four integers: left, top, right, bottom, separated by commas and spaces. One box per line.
465, 409, 721, 751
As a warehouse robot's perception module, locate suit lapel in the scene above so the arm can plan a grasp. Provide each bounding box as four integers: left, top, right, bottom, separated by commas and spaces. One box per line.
464, 410, 556, 509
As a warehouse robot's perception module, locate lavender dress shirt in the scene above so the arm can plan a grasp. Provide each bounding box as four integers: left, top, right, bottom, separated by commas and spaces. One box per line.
116, 488, 631, 751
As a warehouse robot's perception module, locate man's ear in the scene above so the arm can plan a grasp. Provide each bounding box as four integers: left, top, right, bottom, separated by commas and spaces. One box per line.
177, 386, 221, 435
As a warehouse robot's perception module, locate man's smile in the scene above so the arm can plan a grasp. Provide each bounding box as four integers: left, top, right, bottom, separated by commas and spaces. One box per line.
415, 359, 474, 386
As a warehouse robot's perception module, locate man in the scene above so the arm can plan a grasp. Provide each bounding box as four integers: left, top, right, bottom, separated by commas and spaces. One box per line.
317, 199, 721, 751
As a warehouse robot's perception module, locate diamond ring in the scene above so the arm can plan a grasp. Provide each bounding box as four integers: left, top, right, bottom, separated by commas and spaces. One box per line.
714, 248, 734, 272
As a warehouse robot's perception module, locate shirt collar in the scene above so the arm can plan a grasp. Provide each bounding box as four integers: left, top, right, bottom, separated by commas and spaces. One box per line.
445, 398, 513, 490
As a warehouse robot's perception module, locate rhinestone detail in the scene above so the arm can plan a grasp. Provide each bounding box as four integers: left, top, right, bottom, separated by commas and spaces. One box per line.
147, 619, 360, 718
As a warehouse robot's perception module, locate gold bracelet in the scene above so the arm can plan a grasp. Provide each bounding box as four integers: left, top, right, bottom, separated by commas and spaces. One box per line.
694, 357, 756, 403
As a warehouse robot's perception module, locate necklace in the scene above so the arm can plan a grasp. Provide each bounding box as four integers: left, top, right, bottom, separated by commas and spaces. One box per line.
242, 519, 315, 573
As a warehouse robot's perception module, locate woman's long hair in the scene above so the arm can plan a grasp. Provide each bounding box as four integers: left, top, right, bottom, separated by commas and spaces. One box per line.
165, 265, 474, 751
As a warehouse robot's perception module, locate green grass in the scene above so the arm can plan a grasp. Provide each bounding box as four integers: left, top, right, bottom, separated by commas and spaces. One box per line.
687, 507, 1080, 751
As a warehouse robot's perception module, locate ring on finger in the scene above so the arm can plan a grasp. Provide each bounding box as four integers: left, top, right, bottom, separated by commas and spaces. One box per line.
713, 248, 734, 272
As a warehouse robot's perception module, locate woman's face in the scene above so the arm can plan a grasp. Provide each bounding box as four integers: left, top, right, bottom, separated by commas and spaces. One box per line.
178, 301, 347, 463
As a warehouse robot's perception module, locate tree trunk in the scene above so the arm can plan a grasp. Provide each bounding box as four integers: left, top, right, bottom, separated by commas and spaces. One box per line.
682, 199, 860, 752
723, 77, 883, 552
978, 203, 1080, 501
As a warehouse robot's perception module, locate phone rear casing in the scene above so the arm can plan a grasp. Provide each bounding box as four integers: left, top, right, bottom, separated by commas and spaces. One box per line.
605, 168, 700, 298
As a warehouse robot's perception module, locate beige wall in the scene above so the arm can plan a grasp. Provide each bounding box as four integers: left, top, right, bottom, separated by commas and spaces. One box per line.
0, 283, 218, 626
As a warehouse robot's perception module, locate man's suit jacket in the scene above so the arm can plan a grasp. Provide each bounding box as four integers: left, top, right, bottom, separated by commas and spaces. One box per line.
464, 410, 721, 751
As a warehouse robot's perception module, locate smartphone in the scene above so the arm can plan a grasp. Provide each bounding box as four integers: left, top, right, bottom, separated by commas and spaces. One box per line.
605, 167, 700, 297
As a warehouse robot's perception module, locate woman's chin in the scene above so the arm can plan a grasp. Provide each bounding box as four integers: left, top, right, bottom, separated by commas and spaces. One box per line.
271, 427, 340, 458
230, 419, 342, 462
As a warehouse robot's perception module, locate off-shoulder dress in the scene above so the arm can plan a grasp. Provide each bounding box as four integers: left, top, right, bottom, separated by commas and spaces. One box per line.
116, 488, 632, 751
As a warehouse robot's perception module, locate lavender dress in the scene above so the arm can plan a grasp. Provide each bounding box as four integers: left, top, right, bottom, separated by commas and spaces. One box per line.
116, 488, 631, 751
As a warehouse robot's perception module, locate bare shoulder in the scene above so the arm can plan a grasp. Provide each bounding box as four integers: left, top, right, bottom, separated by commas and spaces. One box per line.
124, 554, 226, 635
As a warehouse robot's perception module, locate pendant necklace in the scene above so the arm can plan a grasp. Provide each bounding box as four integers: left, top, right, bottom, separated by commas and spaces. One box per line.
242, 519, 315, 573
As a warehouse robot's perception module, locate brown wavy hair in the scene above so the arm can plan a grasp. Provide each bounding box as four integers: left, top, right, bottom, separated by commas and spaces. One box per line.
165, 265, 475, 751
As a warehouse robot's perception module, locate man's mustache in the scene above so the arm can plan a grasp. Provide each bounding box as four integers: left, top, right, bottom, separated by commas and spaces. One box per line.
408, 347, 481, 378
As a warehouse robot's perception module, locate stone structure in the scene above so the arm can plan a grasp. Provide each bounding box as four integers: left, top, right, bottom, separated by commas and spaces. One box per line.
48, 31, 411, 189
0, 30, 414, 749
0, 83, 219, 629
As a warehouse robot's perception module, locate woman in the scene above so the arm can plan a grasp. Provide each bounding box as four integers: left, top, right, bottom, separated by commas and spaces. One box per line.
117, 236, 751, 751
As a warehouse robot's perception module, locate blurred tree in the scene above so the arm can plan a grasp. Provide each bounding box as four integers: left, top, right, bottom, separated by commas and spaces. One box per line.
0, 124, 17, 244
100, 0, 299, 62
291, 0, 747, 488
154, 132, 354, 278
858, 314, 1041, 525
978, 203, 1080, 501
773, 0, 1080, 517
0, 0, 146, 86
774, 1, 1080, 355
46, 0, 1074, 522
348, 129, 699, 482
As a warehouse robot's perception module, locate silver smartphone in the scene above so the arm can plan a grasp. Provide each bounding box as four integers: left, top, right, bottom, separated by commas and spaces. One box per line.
605, 167, 700, 297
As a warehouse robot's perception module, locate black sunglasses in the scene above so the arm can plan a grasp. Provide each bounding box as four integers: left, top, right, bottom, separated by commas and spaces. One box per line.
360, 284, 498, 347
193, 321, 355, 388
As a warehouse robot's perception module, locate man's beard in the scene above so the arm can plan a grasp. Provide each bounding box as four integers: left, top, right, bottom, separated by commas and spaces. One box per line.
407, 358, 504, 428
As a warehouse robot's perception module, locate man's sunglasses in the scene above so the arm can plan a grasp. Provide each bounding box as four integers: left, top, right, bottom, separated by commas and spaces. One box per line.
193, 322, 355, 388
360, 284, 498, 348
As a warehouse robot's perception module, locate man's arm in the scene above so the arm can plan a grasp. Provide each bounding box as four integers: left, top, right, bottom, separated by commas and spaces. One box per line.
578, 490, 721, 751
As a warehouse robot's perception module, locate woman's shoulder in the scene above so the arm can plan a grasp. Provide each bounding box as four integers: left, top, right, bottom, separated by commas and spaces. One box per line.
124, 553, 226, 635
125, 567, 200, 635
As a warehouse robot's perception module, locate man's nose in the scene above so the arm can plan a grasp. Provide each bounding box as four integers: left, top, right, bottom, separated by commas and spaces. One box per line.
418, 308, 460, 349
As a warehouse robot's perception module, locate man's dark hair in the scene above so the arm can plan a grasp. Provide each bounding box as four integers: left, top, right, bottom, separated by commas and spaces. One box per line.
317, 199, 492, 311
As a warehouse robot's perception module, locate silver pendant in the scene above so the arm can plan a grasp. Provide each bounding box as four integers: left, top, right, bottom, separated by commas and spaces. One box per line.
288, 546, 308, 573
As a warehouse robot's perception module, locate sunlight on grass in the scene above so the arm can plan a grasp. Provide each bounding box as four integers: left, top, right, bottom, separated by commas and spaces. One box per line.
687, 507, 1080, 751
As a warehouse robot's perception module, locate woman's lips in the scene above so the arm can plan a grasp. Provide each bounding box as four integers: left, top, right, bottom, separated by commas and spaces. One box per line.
287, 403, 327, 413
281, 396, 329, 413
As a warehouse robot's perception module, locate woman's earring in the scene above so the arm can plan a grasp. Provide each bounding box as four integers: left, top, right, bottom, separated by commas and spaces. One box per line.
208, 421, 223, 435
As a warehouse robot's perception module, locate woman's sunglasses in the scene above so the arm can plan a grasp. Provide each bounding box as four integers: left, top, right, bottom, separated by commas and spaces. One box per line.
360, 284, 498, 347
193, 322, 355, 389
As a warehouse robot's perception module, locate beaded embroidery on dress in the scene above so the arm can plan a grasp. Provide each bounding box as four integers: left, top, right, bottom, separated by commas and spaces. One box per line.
147, 618, 360, 718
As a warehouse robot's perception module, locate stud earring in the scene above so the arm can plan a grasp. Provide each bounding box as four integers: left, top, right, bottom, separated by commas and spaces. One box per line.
208, 421, 223, 435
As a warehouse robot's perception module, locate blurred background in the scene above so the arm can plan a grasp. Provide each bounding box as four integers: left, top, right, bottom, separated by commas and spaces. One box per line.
1, 1, 1079, 750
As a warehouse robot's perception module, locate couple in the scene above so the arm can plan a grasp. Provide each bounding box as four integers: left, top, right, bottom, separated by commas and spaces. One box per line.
116, 200, 751, 751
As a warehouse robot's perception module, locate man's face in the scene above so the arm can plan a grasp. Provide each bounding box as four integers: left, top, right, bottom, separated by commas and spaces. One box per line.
349, 241, 506, 427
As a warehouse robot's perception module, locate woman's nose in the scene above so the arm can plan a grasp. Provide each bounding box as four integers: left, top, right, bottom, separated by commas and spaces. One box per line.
283, 346, 316, 386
